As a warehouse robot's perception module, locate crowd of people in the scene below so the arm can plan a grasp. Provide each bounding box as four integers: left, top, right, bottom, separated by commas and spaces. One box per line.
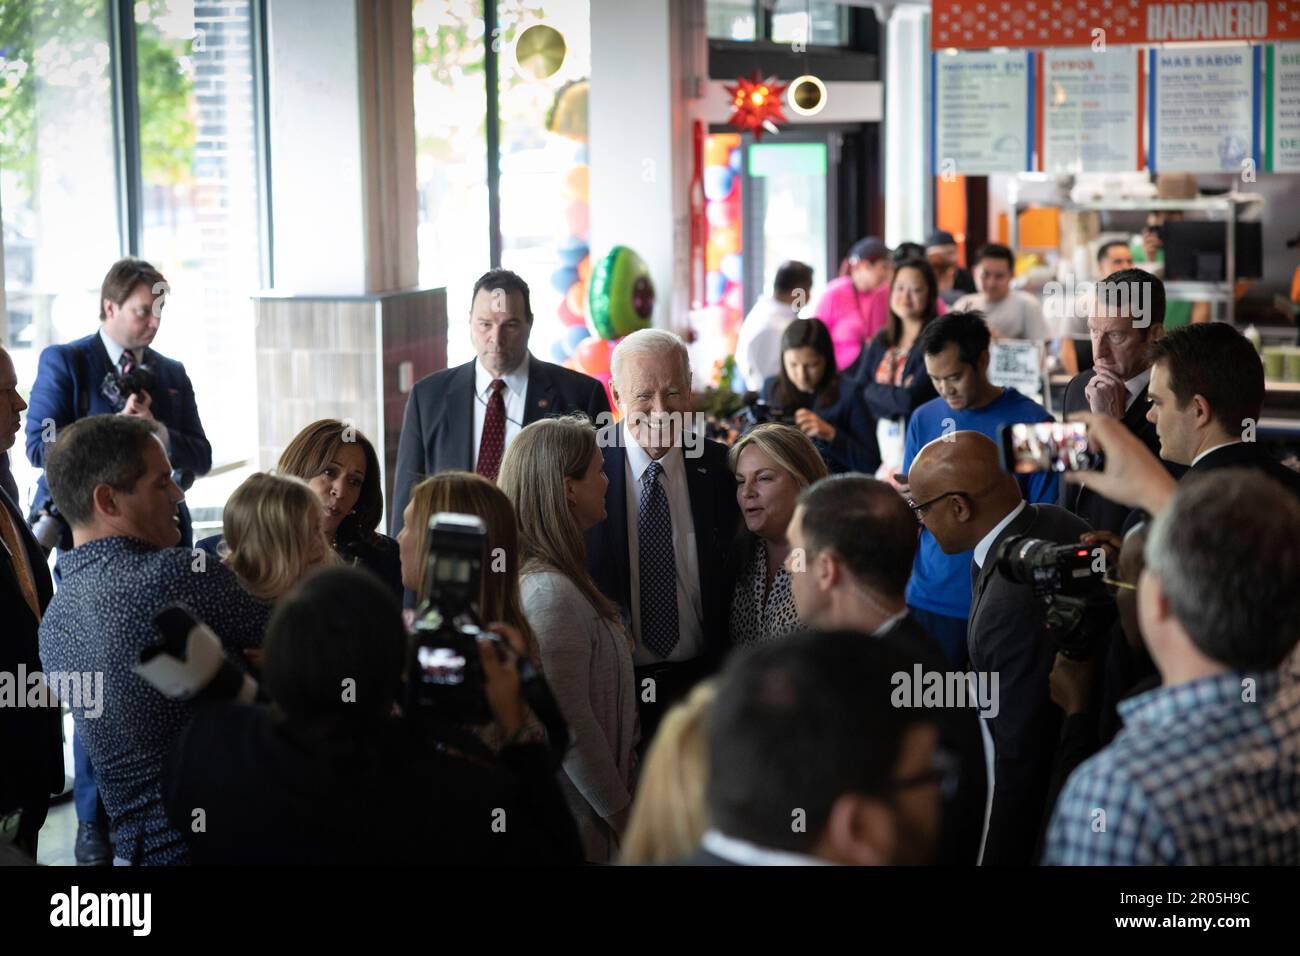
1, 251, 1298, 867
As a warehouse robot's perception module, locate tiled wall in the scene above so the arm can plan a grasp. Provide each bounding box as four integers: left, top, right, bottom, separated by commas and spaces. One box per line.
254, 289, 447, 524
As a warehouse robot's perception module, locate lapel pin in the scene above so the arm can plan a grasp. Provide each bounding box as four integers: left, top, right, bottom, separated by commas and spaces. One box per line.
538, 398, 549, 409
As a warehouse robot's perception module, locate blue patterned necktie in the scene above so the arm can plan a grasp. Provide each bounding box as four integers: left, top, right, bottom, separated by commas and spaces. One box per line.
638, 460, 679, 658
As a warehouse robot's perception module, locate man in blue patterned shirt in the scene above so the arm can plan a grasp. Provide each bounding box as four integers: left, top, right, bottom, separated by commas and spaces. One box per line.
1043, 469, 1300, 865
38, 416, 269, 865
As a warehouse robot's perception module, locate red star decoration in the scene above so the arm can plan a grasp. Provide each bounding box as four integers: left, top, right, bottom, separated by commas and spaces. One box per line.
724, 71, 787, 140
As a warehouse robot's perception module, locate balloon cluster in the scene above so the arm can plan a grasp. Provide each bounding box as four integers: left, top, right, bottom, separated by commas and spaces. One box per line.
691, 133, 745, 387
551, 240, 655, 411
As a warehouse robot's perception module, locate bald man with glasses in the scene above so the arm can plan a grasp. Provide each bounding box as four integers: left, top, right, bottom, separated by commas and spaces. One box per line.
907, 431, 1092, 866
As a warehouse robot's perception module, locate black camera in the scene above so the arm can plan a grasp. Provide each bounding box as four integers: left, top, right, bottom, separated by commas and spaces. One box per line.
405, 513, 566, 759
731, 401, 795, 433
995, 535, 1117, 659
30, 500, 70, 554
118, 363, 157, 401
406, 513, 498, 726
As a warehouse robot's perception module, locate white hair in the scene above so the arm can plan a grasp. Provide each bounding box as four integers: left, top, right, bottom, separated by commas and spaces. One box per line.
609, 328, 692, 389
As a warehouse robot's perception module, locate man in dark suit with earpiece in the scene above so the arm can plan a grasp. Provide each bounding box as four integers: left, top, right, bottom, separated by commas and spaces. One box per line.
390, 269, 610, 536
0, 345, 63, 861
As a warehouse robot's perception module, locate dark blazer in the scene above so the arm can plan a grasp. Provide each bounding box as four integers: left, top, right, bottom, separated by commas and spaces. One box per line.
853, 330, 939, 424
584, 427, 739, 670
0, 487, 63, 851
1189, 441, 1300, 500
1058, 369, 1181, 534
967, 502, 1093, 866
880, 611, 988, 866
25, 332, 211, 545
390, 355, 611, 536
195, 530, 404, 601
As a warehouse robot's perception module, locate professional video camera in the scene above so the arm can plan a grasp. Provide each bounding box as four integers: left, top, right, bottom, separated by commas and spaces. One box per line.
995, 535, 1117, 660
407, 513, 568, 758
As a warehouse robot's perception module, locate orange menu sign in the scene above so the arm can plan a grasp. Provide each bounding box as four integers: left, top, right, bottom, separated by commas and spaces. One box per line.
932, 0, 1300, 50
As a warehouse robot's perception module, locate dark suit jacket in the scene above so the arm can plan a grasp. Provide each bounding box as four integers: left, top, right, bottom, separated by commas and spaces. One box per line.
967, 502, 1093, 866
0, 487, 62, 837
390, 355, 611, 536
760, 376, 880, 474
854, 330, 939, 425
880, 611, 988, 866
584, 427, 739, 670
1189, 441, 1300, 500
1058, 370, 1180, 534
163, 703, 582, 865
25, 332, 211, 545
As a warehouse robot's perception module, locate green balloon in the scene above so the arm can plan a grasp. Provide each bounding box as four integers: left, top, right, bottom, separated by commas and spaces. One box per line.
587, 246, 655, 340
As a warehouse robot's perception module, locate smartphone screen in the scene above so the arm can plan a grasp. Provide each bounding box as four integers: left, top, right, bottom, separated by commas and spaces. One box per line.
999, 421, 1099, 474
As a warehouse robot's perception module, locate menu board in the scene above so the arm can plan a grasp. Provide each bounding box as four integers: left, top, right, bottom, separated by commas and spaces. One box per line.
1150, 46, 1260, 173
988, 341, 1044, 405
1268, 43, 1300, 173
932, 51, 1033, 175
1041, 49, 1140, 173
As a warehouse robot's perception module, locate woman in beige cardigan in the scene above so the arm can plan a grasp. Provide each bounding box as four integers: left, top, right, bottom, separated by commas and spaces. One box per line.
499, 415, 638, 863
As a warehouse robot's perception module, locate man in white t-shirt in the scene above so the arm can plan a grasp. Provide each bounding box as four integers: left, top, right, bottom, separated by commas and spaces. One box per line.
733, 261, 814, 392
954, 243, 1050, 341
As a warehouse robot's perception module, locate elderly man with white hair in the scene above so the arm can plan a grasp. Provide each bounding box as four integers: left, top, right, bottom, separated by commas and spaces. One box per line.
584, 329, 740, 748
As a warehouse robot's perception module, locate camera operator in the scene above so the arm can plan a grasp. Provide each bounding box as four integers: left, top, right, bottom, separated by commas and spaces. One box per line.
162, 566, 582, 865
1043, 469, 1300, 864
1042, 522, 1159, 833
26, 258, 211, 553
37, 415, 267, 866
906, 431, 1093, 865
757, 318, 878, 474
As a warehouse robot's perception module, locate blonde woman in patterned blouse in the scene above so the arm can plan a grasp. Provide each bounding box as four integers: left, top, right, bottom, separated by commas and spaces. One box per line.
727, 424, 829, 647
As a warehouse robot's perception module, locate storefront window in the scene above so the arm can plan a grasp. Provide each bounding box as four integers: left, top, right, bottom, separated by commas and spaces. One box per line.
134, 0, 264, 509
0, 0, 121, 504
413, 0, 488, 367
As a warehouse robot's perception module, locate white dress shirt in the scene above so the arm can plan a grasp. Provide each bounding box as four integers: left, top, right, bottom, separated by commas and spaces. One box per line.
700, 829, 831, 866
99, 327, 139, 369
973, 500, 1027, 570
472, 354, 529, 468
870, 606, 910, 637
1123, 366, 1151, 413
99, 328, 169, 450
1191, 440, 1240, 467
623, 421, 705, 665
735, 295, 796, 392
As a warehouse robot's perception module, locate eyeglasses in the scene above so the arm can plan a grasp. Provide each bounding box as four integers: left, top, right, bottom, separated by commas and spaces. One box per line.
906, 491, 969, 523
1103, 577, 1137, 596
885, 747, 960, 801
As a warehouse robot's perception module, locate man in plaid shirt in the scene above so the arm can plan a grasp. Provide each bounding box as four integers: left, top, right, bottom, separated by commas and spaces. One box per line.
1042, 468, 1300, 865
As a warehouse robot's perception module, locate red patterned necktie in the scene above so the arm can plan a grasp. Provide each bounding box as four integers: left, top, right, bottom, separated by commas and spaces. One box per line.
119, 351, 136, 376
476, 379, 507, 481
